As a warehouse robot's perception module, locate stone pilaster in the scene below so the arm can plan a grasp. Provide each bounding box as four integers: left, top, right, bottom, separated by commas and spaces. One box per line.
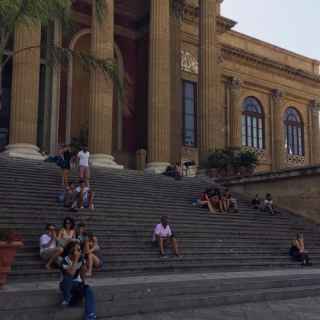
199, 0, 218, 158
146, 0, 171, 173
229, 77, 242, 148
89, 0, 122, 168
271, 89, 285, 170
310, 100, 320, 164
49, 20, 62, 155
170, 8, 182, 164
6, 23, 43, 160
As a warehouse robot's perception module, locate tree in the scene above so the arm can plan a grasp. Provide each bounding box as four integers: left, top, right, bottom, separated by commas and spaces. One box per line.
0, 0, 120, 112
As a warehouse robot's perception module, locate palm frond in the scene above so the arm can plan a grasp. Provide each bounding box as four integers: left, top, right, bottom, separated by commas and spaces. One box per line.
47, 45, 123, 100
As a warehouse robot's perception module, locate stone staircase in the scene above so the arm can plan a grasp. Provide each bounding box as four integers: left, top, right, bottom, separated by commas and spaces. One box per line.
1, 156, 320, 319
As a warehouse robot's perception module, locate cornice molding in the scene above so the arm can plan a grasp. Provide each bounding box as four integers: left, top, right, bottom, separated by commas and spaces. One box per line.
222, 44, 320, 85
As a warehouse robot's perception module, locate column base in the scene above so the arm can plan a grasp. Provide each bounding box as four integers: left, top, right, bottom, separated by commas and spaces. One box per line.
90, 154, 124, 169
145, 162, 170, 174
3, 144, 45, 160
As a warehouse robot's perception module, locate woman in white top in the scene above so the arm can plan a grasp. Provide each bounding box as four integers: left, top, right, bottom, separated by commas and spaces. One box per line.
77, 145, 90, 184
152, 216, 180, 258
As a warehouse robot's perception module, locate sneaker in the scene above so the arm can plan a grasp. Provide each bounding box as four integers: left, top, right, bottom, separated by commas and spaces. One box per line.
160, 254, 168, 259
61, 300, 69, 307
85, 313, 97, 320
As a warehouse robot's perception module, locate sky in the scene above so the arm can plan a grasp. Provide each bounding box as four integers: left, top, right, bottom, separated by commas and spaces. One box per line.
221, 0, 320, 60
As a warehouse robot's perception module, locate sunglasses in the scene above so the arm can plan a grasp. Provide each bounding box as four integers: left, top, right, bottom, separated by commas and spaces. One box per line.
48, 228, 56, 231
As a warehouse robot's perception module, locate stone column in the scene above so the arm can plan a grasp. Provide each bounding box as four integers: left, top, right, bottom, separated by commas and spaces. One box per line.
6, 23, 43, 159
49, 20, 62, 155
229, 77, 242, 148
199, 0, 218, 159
310, 100, 320, 164
271, 89, 285, 170
88, 0, 122, 168
146, 0, 171, 173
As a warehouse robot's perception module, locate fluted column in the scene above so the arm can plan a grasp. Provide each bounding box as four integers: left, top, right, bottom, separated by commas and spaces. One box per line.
310, 100, 320, 164
199, 0, 218, 158
271, 89, 285, 170
89, 0, 122, 168
146, 0, 171, 173
6, 23, 43, 159
229, 77, 242, 148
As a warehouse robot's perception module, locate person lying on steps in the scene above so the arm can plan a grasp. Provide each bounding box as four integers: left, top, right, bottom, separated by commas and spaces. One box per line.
289, 233, 312, 266
39, 224, 64, 270
152, 216, 180, 258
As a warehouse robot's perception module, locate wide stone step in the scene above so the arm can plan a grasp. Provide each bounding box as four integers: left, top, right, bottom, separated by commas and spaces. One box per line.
3, 270, 320, 319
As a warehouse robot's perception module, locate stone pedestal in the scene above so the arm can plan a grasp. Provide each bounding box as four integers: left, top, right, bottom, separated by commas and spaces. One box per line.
229, 77, 242, 148
146, 0, 171, 173
271, 89, 285, 170
88, 0, 122, 169
198, 0, 218, 159
6, 24, 43, 160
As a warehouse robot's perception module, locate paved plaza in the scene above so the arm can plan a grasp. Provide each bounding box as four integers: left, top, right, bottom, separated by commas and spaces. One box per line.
109, 296, 320, 320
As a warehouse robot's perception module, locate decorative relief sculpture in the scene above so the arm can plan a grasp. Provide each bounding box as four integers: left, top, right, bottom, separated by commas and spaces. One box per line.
287, 154, 305, 167
181, 50, 199, 74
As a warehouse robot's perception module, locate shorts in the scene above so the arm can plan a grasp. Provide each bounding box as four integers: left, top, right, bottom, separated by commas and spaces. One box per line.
40, 248, 60, 261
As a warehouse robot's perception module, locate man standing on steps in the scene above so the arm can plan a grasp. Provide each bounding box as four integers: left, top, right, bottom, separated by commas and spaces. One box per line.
152, 216, 180, 258
78, 145, 90, 186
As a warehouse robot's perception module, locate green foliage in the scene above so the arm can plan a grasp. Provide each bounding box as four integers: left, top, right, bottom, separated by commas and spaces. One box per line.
205, 147, 258, 170
0, 0, 122, 106
237, 148, 258, 167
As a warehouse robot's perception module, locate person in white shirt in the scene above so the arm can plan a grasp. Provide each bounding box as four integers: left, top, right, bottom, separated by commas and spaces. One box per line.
77, 145, 90, 185
152, 216, 180, 258
76, 180, 94, 210
39, 224, 63, 270
263, 193, 275, 215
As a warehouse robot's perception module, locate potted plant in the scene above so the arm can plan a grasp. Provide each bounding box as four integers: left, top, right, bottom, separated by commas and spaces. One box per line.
238, 148, 258, 176
0, 229, 23, 287
205, 149, 231, 178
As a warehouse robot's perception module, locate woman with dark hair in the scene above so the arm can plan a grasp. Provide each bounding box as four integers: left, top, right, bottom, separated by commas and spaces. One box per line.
57, 217, 76, 248
60, 241, 97, 320
290, 233, 312, 266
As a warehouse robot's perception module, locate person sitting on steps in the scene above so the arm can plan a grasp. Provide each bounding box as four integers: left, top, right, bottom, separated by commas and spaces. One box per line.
76, 180, 94, 210
210, 188, 225, 213
85, 232, 102, 277
57, 217, 77, 249
39, 224, 64, 270
197, 188, 216, 214
251, 194, 261, 210
262, 193, 275, 215
152, 216, 180, 258
226, 192, 239, 213
60, 241, 97, 320
289, 233, 312, 266
76, 224, 102, 277
64, 181, 79, 212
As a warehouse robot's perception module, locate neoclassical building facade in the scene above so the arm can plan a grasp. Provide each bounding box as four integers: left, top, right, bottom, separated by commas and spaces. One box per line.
1, 0, 320, 172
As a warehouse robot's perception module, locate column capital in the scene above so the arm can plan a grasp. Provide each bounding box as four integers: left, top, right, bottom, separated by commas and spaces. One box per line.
271, 89, 284, 104
310, 99, 320, 113
229, 77, 242, 92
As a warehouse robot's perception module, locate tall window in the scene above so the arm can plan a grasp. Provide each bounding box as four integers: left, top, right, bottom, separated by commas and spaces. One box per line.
183, 80, 197, 147
284, 107, 304, 156
241, 97, 264, 149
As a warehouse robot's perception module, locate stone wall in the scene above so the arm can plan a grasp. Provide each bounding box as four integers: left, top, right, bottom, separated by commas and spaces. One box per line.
222, 166, 320, 223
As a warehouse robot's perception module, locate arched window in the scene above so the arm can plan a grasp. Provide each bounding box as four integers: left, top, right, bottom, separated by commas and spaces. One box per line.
284, 107, 304, 156
241, 97, 264, 149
